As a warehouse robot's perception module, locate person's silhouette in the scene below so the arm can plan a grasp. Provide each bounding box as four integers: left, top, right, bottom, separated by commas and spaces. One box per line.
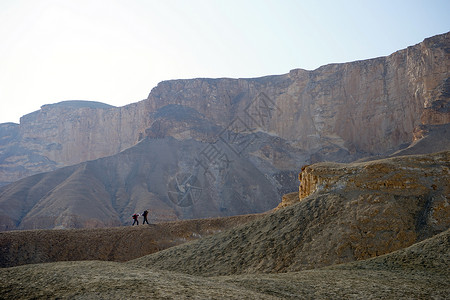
142, 210, 149, 224
132, 213, 139, 225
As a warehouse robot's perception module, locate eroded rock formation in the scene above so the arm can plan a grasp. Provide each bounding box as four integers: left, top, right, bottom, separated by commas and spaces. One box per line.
0, 32, 448, 230
130, 151, 450, 275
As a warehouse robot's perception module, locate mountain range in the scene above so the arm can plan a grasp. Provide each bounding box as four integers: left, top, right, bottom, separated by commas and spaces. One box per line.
0, 32, 449, 230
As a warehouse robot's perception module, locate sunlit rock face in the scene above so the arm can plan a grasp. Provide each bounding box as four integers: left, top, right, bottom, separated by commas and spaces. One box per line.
146, 32, 449, 155
1, 33, 448, 186
295, 151, 450, 261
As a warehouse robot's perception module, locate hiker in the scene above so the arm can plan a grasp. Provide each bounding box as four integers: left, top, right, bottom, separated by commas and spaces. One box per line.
142, 210, 149, 224
132, 213, 139, 226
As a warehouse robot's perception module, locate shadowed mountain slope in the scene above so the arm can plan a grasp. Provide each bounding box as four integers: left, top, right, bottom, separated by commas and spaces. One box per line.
391, 123, 450, 156
0, 136, 280, 230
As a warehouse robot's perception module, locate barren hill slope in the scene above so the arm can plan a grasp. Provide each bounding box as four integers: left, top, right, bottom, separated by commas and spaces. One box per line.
0, 136, 281, 231
1, 229, 448, 299
0, 151, 448, 299
129, 151, 449, 276
0, 214, 263, 268
332, 227, 450, 273
218, 228, 450, 299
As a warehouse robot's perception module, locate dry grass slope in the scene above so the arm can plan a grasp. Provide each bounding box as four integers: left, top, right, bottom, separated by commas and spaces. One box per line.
0, 214, 263, 268
332, 227, 450, 273
1, 229, 448, 299
129, 195, 445, 276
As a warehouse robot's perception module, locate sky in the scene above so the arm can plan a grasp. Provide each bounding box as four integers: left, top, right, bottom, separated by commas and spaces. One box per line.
0, 0, 449, 124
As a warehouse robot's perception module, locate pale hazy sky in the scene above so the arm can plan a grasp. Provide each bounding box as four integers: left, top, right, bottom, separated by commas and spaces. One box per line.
0, 0, 449, 124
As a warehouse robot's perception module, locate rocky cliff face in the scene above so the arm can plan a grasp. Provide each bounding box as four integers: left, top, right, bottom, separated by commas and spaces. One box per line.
1, 33, 448, 187
0, 100, 150, 186
298, 151, 450, 239
0, 33, 448, 230
145, 32, 449, 156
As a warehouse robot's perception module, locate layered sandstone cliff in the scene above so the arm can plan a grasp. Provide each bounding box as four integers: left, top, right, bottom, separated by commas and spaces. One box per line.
145, 32, 449, 155
1, 32, 448, 187
18, 100, 149, 165
298, 151, 449, 239
0, 100, 150, 185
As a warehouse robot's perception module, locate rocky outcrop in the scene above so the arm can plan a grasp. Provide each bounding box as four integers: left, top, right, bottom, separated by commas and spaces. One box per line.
298, 151, 450, 244
131, 151, 450, 276
299, 151, 449, 201
273, 191, 299, 211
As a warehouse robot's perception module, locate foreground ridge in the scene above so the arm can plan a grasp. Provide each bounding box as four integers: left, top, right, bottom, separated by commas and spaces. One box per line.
1, 229, 448, 299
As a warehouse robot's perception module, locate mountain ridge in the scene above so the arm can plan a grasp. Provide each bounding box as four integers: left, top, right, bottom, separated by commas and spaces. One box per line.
0, 32, 448, 230
1, 32, 448, 185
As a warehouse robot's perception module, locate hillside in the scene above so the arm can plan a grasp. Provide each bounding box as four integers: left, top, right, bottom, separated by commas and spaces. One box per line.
1, 227, 448, 299
332, 227, 449, 273
218, 228, 450, 299
0, 151, 448, 299
129, 151, 449, 276
0, 137, 281, 230
1, 151, 447, 269
0, 214, 263, 268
